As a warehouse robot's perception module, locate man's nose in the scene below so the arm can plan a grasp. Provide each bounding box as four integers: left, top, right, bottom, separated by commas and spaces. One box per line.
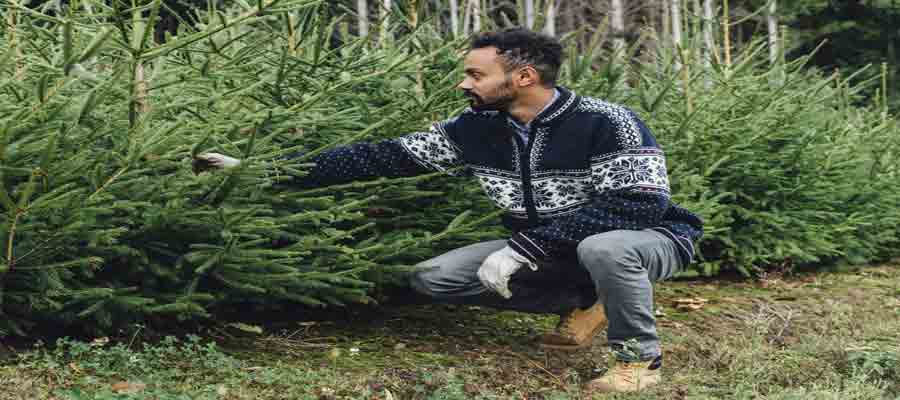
457, 79, 471, 91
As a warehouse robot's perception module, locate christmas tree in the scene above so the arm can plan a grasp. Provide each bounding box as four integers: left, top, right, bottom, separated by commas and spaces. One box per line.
0, 0, 503, 336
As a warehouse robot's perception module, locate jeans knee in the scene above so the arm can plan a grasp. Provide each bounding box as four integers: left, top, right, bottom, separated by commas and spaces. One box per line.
408, 265, 481, 301
408, 269, 435, 296
577, 234, 638, 282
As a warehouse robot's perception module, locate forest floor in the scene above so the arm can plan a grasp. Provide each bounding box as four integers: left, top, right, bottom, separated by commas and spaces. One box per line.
1, 261, 899, 399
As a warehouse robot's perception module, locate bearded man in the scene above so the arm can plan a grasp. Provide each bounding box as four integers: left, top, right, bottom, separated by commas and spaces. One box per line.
196, 28, 704, 393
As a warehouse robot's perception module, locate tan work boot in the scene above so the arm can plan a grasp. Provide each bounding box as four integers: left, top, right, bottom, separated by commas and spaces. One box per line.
539, 302, 606, 350
585, 356, 662, 393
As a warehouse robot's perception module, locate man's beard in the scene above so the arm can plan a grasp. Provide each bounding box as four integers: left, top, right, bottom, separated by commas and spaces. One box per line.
465, 77, 515, 112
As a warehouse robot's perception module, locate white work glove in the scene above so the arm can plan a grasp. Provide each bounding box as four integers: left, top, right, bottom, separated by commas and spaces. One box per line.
477, 246, 537, 299
193, 152, 241, 174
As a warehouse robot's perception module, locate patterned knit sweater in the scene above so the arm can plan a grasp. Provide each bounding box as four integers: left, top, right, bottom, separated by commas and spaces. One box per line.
294, 86, 704, 265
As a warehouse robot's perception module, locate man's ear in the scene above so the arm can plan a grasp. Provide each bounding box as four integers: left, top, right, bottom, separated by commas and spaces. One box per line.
514, 66, 541, 87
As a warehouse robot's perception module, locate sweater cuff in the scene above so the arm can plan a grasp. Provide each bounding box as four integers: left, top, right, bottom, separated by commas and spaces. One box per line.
508, 232, 549, 264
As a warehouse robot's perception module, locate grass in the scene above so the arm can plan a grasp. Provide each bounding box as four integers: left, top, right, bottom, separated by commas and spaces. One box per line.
1, 261, 899, 399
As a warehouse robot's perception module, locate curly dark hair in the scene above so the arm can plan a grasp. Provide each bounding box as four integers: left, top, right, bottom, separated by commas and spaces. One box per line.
470, 28, 564, 87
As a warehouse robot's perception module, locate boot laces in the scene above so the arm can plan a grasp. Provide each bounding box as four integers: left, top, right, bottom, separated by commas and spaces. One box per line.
612, 362, 644, 384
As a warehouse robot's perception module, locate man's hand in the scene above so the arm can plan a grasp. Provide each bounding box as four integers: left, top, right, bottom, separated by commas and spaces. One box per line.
477, 246, 536, 299
193, 152, 241, 174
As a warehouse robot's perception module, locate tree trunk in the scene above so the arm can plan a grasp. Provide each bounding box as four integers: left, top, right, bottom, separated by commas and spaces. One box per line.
703, 0, 715, 67
723, 0, 731, 67
611, 0, 625, 53
544, 0, 556, 36
671, 0, 682, 48
766, 0, 778, 65
450, 0, 460, 37
671, 0, 683, 69
357, 0, 368, 37
380, 0, 391, 44
662, 0, 671, 50
411, 0, 424, 99
463, 0, 472, 36
134, 63, 150, 115
471, 0, 481, 33
525, 0, 535, 29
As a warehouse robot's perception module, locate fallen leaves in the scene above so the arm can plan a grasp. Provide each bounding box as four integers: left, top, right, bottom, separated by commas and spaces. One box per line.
111, 380, 146, 394
673, 297, 709, 311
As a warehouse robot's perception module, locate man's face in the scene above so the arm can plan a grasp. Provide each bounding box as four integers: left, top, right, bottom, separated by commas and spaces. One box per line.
457, 47, 517, 112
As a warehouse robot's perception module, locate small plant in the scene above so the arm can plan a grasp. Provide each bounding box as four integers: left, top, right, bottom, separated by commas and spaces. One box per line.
846, 342, 900, 382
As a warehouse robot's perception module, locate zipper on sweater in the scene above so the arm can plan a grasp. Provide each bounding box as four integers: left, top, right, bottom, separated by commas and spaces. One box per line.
514, 132, 539, 225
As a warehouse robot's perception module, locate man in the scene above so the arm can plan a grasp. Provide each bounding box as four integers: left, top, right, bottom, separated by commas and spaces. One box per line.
196, 28, 703, 393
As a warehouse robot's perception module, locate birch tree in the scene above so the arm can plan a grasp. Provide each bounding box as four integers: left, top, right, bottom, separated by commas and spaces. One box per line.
671, 0, 683, 69
380, 0, 391, 44
703, 0, 715, 69
543, 0, 556, 36
766, 0, 778, 65
472, 0, 481, 33
611, 0, 625, 53
449, 0, 460, 37
525, 0, 535, 29
462, 0, 480, 36
358, 0, 368, 37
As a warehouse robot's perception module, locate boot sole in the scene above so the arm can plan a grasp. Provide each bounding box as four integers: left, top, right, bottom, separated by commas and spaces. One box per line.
538, 324, 606, 351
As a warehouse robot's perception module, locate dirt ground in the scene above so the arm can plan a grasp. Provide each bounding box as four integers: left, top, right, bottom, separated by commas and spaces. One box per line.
2, 261, 899, 399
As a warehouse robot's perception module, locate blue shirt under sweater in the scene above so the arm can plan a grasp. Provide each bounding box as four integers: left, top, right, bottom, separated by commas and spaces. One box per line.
507, 89, 560, 147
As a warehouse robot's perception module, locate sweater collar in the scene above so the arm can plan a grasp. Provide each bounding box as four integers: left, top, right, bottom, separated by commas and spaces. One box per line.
531, 86, 578, 126
507, 88, 559, 131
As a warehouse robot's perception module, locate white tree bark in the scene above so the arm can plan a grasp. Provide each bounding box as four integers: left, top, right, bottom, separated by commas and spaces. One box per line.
450, 0, 460, 37
766, 0, 778, 64
671, 0, 682, 49
525, 0, 535, 29
671, 0, 683, 69
611, 0, 625, 53
703, 0, 715, 68
380, 0, 391, 44
357, 0, 368, 37
471, 0, 481, 33
543, 0, 556, 36
135, 63, 150, 114
463, 0, 472, 36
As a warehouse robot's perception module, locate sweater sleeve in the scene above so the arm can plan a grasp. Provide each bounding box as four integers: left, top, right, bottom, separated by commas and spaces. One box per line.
289, 118, 469, 187
507, 108, 672, 264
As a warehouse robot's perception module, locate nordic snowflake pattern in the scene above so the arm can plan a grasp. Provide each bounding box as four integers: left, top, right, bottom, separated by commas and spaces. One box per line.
576, 97, 642, 148
395, 94, 669, 220
473, 169, 526, 215
530, 175, 593, 217
398, 123, 464, 173
591, 149, 670, 196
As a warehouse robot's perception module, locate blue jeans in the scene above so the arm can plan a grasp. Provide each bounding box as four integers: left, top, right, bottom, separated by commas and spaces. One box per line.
409, 229, 684, 360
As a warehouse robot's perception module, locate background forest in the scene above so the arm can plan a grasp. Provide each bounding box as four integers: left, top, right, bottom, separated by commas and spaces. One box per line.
0, 0, 898, 337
